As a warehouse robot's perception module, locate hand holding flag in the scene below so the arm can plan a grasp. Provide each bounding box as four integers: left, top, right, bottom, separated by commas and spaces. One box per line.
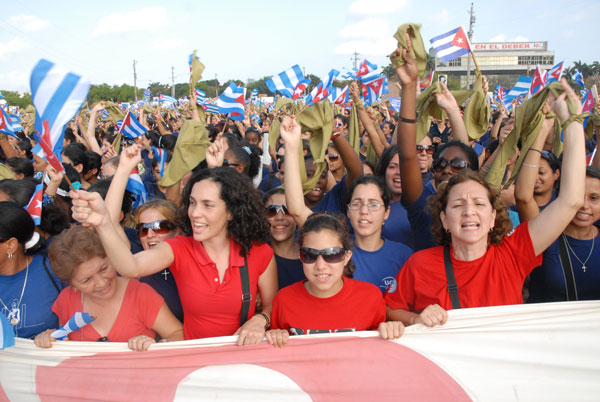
50, 312, 95, 341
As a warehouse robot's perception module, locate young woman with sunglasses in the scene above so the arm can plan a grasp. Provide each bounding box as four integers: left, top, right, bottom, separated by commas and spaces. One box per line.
263, 189, 305, 289
416, 135, 435, 184
265, 214, 404, 347
71, 147, 278, 345
391, 35, 479, 251
34, 226, 183, 351
385, 78, 587, 327
327, 142, 345, 184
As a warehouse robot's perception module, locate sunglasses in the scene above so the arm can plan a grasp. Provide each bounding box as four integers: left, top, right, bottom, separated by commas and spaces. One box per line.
223, 159, 241, 168
299, 247, 346, 264
265, 204, 289, 218
136, 220, 176, 237
416, 145, 435, 155
328, 153, 340, 161
433, 158, 470, 173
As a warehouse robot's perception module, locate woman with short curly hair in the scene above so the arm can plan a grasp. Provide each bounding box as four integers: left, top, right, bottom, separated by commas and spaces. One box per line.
71, 160, 278, 345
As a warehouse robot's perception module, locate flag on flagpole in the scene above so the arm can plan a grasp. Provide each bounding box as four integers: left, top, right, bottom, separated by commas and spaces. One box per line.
361, 74, 385, 105
430, 26, 472, 63
51, 313, 95, 341
355, 59, 378, 78
159, 94, 177, 104
216, 83, 246, 121
39, 120, 65, 173
529, 65, 547, 97
0, 107, 19, 139
581, 90, 595, 114
203, 104, 220, 114
503, 76, 532, 104
545, 61, 564, 84
30, 59, 90, 162
266, 65, 305, 98
334, 86, 349, 105
307, 69, 340, 105
194, 89, 207, 105
118, 111, 148, 139
126, 167, 149, 210
341, 68, 358, 80
292, 78, 311, 100
25, 183, 43, 225
573, 69, 585, 88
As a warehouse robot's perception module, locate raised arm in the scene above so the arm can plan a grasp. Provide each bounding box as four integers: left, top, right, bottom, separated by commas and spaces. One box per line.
528, 79, 586, 255
392, 33, 423, 205
350, 82, 387, 156
71, 190, 174, 278
85, 102, 104, 155
281, 116, 312, 227
435, 82, 469, 145
334, 126, 363, 188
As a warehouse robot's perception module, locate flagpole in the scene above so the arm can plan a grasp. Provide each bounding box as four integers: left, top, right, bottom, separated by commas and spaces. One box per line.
470, 51, 481, 74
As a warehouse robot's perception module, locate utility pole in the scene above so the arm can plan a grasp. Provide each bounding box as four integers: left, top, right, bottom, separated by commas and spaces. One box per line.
133, 60, 138, 102
352, 52, 360, 69
171, 67, 175, 98
215, 74, 218, 96
466, 2, 475, 89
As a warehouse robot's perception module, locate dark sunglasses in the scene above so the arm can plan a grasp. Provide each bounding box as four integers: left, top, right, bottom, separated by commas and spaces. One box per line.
265, 204, 289, 218
328, 153, 340, 161
223, 159, 241, 168
299, 247, 346, 264
136, 220, 176, 237
416, 145, 435, 155
433, 157, 470, 173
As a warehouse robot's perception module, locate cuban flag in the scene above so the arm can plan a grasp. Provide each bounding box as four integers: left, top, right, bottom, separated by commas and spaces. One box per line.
292, 78, 311, 100
30, 59, 90, 162
7, 114, 24, 132
51, 313, 94, 341
251, 113, 262, 126
334, 86, 349, 105
195, 89, 207, 105
39, 120, 66, 173
389, 97, 402, 112
216, 83, 246, 121
529, 66, 547, 97
0, 108, 19, 139
119, 111, 148, 139
355, 59, 378, 78
249, 88, 259, 104
494, 85, 504, 102
203, 104, 220, 114
151, 146, 167, 178
362, 74, 385, 105
587, 148, 596, 166
545, 61, 564, 84
573, 69, 585, 88
581, 90, 595, 114
341, 68, 358, 80
307, 69, 340, 105
430, 26, 472, 63
266, 65, 305, 98
143, 89, 151, 101
487, 92, 497, 109
503, 76, 532, 104
159, 94, 177, 104
126, 167, 148, 209
25, 183, 43, 226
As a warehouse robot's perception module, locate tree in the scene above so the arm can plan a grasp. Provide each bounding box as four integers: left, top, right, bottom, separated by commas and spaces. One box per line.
1, 91, 32, 109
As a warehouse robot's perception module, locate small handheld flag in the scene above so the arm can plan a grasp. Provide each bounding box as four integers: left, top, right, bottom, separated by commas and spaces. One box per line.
216, 83, 246, 121
355, 59, 378, 78
50, 312, 95, 340
545, 61, 564, 84
430, 26, 472, 63
119, 111, 148, 139
581, 90, 595, 114
266, 65, 305, 98
25, 183, 43, 225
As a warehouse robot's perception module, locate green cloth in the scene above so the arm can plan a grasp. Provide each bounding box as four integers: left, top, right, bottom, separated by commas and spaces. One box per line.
268, 119, 282, 154
348, 103, 360, 154
158, 119, 210, 187
275, 97, 293, 112
24, 105, 35, 132
463, 71, 491, 140
112, 131, 121, 154
190, 50, 205, 94
487, 82, 578, 189
415, 82, 472, 143
296, 102, 333, 195
0, 163, 16, 180
365, 143, 379, 166
391, 24, 427, 79
104, 101, 125, 122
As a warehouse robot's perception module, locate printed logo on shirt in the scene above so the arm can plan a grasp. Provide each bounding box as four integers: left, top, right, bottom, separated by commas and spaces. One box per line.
382, 277, 397, 293
506, 228, 516, 237
290, 327, 356, 336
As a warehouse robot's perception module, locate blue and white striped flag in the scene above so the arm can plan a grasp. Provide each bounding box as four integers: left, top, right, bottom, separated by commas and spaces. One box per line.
30, 59, 90, 161
126, 167, 149, 209
195, 89, 207, 105
216, 83, 246, 121
119, 111, 148, 139
0, 108, 19, 139
51, 312, 95, 340
503, 76, 532, 105
7, 114, 24, 132
151, 146, 167, 178
0, 312, 15, 350
143, 89, 151, 100
159, 94, 177, 104
251, 113, 262, 125
203, 104, 220, 114
266, 65, 305, 98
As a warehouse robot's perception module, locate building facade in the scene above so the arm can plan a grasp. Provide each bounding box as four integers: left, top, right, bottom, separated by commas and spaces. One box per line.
432, 41, 555, 88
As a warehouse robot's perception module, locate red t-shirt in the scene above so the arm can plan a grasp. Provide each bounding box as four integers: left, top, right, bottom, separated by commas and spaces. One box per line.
271, 277, 386, 335
165, 236, 273, 340
385, 222, 542, 312
52, 279, 163, 341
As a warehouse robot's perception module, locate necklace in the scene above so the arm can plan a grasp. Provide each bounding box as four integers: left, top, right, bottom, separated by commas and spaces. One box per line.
0, 258, 30, 326
563, 234, 595, 273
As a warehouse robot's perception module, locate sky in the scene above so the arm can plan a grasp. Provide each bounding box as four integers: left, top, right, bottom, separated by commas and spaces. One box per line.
0, 0, 598, 93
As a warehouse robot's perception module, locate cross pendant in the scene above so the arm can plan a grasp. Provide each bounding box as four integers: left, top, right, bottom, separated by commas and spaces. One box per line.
582, 266, 587, 273
162, 270, 170, 280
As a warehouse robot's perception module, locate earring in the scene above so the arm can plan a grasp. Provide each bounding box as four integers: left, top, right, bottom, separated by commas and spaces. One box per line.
490, 227, 494, 233
8, 253, 14, 260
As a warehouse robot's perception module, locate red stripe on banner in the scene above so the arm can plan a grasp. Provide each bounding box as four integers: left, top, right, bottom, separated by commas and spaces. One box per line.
0, 383, 9, 402
35, 337, 469, 401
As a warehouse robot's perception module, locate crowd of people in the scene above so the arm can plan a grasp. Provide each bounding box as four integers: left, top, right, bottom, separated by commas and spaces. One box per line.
0, 39, 598, 352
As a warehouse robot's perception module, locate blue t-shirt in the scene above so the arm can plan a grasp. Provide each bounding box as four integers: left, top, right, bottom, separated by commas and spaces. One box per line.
125, 227, 144, 254
258, 172, 282, 195
140, 268, 184, 323
528, 233, 600, 303
381, 200, 416, 250
0, 254, 64, 339
404, 181, 437, 251
311, 177, 348, 215
352, 239, 413, 295
274, 254, 305, 289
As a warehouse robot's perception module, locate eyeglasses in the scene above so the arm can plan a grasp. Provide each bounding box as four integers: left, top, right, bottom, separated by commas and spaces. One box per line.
328, 153, 340, 161
223, 159, 241, 168
433, 158, 470, 173
265, 204, 289, 218
416, 145, 435, 155
136, 220, 176, 237
299, 247, 346, 264
347, 201, 384, 211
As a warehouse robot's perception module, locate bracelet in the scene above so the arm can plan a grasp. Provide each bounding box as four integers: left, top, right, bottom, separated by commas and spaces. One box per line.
399, 115, 417, 124
528, 148, 542, 155
521, 163, 538, 168
256, 312, 270, 330
561, 113, 586, 131
331, 131, 341, 141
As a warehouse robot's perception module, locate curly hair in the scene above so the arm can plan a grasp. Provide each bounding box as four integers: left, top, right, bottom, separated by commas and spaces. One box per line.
299, 213, 355, 278
179, 167, 270, 257
428, 170, 513, 246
